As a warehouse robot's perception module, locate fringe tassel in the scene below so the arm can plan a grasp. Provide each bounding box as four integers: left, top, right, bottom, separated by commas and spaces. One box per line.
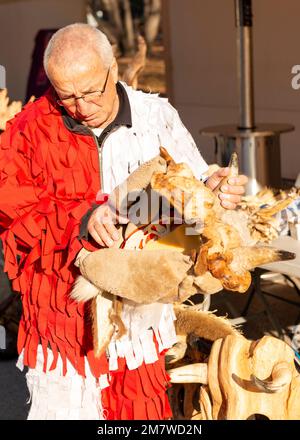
18, 346, 109, 420
108, 304, 177, 371
102, 339, 172, 420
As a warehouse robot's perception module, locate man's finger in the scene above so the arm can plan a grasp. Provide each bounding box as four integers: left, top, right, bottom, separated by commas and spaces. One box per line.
220, 199, 237, 210
88, 226, 105, 247
228, 175, 248, 186
104, 221, 120, 241
93, 222, 115, 247
216, 167, 230, 177
206, 167, 230, 191
219, 193, 242, 204
117, 213, 130, 224
220, 185, 245, 195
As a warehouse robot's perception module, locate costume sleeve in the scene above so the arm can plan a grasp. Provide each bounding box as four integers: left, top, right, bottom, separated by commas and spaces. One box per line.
78, 203, 98, 241
158, 101, 209, 180
0, 121, 94, 290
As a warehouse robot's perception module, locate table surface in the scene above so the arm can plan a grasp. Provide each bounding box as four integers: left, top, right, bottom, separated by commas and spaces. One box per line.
260, 235, 300, 278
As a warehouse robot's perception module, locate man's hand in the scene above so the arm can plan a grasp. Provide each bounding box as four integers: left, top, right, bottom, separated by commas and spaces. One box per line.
205, 167, 248, 210
87, 203, 129, 247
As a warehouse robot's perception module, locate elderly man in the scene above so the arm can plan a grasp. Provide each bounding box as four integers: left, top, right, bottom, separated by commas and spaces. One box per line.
0, 23, 247, 420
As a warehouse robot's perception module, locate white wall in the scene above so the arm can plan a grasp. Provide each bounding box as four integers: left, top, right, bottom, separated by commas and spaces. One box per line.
163, 0, 300, 180
0, 0, 86, 101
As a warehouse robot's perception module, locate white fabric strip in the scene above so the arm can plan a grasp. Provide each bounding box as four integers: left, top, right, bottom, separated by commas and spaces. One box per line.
17, 346, 109, 420
108, 303, 178, 371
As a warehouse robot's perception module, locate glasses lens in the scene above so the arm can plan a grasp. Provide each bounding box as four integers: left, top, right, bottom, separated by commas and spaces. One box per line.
58, 90, 103, 106
58, 97, 74, 106
83, 91, 101, 103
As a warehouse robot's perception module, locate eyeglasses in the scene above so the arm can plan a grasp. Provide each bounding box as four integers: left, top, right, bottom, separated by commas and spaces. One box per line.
57, 67, 110, 107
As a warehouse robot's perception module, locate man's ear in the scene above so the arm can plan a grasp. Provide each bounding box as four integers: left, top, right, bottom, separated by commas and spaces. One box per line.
111, 57, 119, 84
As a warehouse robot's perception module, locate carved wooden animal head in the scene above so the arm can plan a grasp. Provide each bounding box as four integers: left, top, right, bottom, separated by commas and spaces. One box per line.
168, 333, 300, 420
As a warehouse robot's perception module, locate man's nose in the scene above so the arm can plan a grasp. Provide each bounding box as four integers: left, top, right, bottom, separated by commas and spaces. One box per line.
75, 97, 90, 114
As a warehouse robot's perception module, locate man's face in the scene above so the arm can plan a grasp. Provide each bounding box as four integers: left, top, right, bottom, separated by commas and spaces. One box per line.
50, 54, 118, 128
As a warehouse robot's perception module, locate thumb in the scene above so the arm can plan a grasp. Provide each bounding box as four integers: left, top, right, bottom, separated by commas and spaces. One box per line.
118, 213, 130, 224
206, 167, 229, 191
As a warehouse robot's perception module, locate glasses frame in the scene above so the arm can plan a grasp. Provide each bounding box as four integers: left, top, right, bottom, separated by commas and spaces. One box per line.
57, 67, 111, 107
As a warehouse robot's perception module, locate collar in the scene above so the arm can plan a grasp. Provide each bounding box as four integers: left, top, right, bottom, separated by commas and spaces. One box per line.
61, 81, 132, 136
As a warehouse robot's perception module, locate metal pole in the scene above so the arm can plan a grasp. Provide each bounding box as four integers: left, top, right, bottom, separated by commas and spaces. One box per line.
235, 0, 255, 129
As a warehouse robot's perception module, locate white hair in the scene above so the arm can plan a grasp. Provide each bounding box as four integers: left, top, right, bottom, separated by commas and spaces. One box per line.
43, 23, 114, 78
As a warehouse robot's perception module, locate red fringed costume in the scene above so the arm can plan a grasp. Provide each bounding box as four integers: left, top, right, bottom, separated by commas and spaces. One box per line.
0, 91, 173, 419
